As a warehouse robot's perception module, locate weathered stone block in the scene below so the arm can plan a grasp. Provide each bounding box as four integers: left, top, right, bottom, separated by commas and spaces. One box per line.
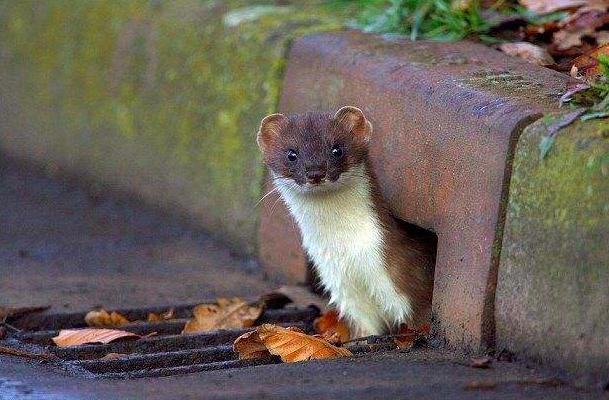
496, 117, 609, 385
260, 31, 570, 349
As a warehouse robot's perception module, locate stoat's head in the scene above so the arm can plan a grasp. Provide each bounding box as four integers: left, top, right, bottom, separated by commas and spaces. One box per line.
256, 106, 373, 194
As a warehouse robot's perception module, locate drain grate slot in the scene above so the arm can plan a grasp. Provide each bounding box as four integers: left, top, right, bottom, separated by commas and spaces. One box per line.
4, 302, 402, 379
72, 345, 238, 374
12, 304, 199, 331
95, 358, 277, 379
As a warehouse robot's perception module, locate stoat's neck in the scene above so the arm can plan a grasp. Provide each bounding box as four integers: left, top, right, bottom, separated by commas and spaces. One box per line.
276, 165, 378, 232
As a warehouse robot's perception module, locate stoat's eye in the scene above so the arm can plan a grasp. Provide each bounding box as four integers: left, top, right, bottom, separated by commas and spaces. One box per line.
287, 149, 298, 162
331, 145, 343, 158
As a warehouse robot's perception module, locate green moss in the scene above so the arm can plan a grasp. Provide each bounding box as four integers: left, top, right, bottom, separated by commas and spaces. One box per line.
496, 115, 609, 374
0, 0, 343, 255
508, 117, 609, 232
463, 71, 561, 104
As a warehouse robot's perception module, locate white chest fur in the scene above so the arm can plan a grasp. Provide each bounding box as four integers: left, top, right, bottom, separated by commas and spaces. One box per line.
276, 169, 413, 336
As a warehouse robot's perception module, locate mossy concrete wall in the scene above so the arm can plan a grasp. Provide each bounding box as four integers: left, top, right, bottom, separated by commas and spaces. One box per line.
0, 0, 340, 255
496, 116, 609, 384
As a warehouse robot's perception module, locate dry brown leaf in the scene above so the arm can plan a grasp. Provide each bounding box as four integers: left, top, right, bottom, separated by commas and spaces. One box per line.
519, 0, 589, 14
394, 333, 417, 349
99, 352, 129, 361
464, 380, 498, 390
313, 331, 342, 345
596, 31, 609, 45
552, 8, 609, 51
499, 42, 556, 65
233, 330, 272, 360
393, 323, 430, 349
147, 308, 175, 322
84, 309, 130, 327
452, 0, 473, 11
52, 328, 140, 347
571, 43, 609, 78
313, 309, 350, 344
470, 355, 493, 368
182, 298, 263, 334
256, 324, 352, 363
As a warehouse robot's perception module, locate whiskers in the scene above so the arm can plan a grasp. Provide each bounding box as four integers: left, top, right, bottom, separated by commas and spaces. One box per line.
255, 186, 279, 208
255, 176, 297, 220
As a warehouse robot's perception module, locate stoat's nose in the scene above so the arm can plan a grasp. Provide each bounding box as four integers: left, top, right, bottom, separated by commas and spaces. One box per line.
305, 169, 326, 184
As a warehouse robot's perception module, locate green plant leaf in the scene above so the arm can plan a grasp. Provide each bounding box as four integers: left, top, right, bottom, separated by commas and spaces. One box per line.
539, 135, 555, 159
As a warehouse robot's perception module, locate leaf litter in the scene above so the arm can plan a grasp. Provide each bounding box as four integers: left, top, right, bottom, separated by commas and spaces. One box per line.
52, 328, 140, 347
182, 297, 263, 334
393, 323, 430, 349
20, 289, 380, 366
313, 309, 350, 344
85, 309, 130, 327
233, 324, 352, 363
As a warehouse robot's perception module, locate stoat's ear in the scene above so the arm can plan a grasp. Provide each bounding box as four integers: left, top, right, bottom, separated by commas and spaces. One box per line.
333, 106, 372, 144
257, 113, 286, 151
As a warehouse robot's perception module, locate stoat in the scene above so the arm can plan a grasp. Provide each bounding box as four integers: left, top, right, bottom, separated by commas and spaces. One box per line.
257, 106, 434, 336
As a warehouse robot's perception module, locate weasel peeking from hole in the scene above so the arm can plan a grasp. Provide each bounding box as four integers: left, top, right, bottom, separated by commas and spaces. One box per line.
257, 106, 435, 337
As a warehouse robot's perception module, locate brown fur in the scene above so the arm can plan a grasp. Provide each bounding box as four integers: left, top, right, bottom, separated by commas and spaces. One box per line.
258, 107, 435, 330
367, 163, 435, 328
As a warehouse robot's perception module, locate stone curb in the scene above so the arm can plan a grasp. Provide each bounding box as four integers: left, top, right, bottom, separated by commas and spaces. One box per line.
496, 116, 609, 385
258, 31, 571, 351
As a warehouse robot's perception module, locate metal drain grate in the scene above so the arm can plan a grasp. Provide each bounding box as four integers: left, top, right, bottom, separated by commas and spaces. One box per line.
3, 302, 398, 379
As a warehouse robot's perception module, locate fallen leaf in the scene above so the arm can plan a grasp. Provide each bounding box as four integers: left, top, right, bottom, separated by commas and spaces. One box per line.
452, 0, 473, 11
470, 355, 493, 368
99, 352, 129, 361
84, 309, 130, 327
0, 306, 50, 321
393, 323, 430, 349
552, 8, 609, 52
272, 286, 328, 312
571, 43, 609, 78
147, 308, 175, 322
313, 310, 350, 344
256, 324, 352, 362
519, 0, 589, 15
464, 376, 562, 391
233, 330, 272, 360
517, 377, 563, 386
182, 298, 263, 334
394, 334, 417, 349
464, 380, 498, 390
52, 328, 140, 347
313, 331, 343, 345
499, 42, 556, 65
596, 30, 609, 45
